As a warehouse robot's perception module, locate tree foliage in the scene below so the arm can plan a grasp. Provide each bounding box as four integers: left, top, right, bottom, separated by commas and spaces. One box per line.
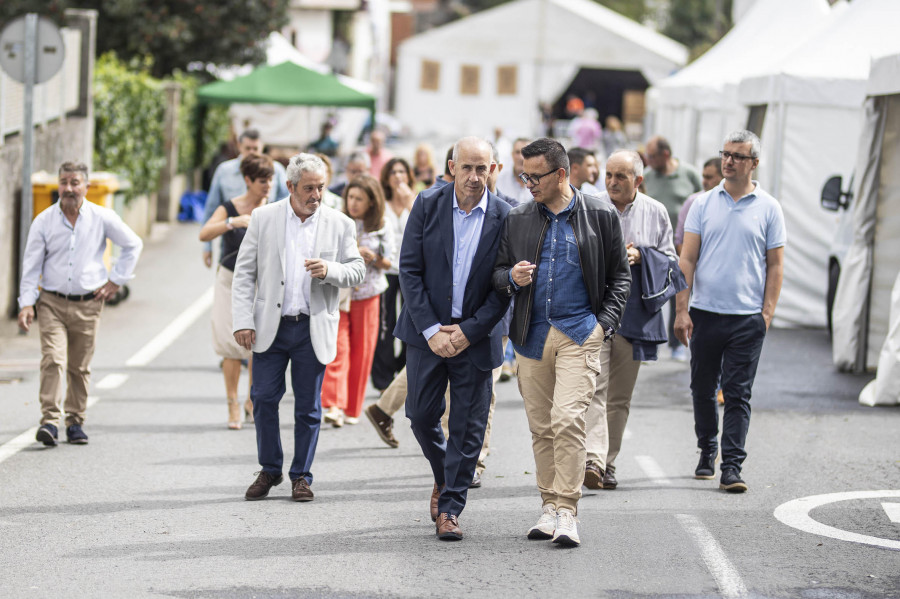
0, 0, 289, 77
662, 0, 733, 60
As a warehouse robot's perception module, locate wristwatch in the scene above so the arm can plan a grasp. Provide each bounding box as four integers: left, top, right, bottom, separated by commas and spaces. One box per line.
225, 217, 234, 230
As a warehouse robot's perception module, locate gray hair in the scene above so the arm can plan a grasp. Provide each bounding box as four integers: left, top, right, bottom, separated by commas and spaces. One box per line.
724, 130, 761, 158
609, 150, 644, 179
286, 153, 327, 185
451, 136, 492, 163
59, 161, 89, 180
346, 150, 370, 168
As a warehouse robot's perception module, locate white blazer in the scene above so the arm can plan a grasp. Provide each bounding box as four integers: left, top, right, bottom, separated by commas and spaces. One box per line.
231, 202, 365, 363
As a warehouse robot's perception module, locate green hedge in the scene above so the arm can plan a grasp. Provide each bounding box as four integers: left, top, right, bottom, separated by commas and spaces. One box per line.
93, 53, 232, 201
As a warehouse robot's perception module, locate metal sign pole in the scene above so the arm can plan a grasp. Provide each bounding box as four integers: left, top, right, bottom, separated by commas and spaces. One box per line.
20, 13, 37, 277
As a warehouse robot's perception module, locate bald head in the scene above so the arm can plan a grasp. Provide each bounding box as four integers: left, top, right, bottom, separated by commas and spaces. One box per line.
449, 137, 494, 209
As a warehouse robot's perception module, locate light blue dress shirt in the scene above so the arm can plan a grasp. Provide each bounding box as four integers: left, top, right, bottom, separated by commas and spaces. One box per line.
684, 181, 786, 314
202, 157, 288, 252
423, 187, 488, 340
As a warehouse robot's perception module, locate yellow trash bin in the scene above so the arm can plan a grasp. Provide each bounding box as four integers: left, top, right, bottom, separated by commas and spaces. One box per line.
31, 171, 120, 217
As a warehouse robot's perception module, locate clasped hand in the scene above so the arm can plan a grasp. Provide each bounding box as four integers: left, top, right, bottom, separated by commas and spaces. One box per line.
427, 324, 470, 358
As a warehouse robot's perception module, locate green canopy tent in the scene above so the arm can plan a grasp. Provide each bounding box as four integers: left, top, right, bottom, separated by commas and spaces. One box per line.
193, 61, 376, 164
197, 61, 376, 111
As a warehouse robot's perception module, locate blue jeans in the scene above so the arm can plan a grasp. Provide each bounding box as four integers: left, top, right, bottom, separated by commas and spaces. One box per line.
251, 317, 326, 483
405, 345, 493, 517
688, 308, 767, 473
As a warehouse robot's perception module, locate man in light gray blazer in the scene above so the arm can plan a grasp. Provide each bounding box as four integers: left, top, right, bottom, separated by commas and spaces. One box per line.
232, 153, 365, 502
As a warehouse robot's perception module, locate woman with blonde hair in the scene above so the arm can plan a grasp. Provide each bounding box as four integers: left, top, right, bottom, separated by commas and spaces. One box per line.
321, 175, 394, 425
413, 143, 436, 190
199, 153, 273, 429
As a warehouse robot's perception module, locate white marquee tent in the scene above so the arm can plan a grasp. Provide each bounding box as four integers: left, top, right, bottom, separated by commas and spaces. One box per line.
832, 51, 900, 407
395, 0, 687, 139
737, 0, 900, 328
648, 0, 833, 167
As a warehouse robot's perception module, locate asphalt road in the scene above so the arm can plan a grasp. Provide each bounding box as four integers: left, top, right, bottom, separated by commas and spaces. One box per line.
0, 223, 897, 599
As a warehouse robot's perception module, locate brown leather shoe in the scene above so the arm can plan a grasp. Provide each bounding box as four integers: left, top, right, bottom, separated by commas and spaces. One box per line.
602, 468, 618, 490
436, 513, 462, 540
365, 404, 399, 448
584, 462, 604, 490
291, 478, 314, 502
430, 483, 444, 522
245, 471, 283, 500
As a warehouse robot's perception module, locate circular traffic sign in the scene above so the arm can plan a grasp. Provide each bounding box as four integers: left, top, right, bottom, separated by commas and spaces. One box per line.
774, 490, 900, 551
0, 15, 65, 84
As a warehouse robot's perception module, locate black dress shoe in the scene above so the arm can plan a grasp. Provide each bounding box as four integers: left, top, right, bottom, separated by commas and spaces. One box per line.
719, 468, 748, 493
602, 468, 618, 490
694, 452, 717, 480
245, 471, 283, 500
469, 471, 482, 489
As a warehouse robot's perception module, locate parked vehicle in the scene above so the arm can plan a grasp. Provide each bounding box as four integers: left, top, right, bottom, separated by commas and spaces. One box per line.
820, 174, 854, 335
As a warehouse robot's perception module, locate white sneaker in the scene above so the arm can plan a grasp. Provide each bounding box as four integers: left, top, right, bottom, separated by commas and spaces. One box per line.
552, 508, 580, 546
527, 505, 557, 540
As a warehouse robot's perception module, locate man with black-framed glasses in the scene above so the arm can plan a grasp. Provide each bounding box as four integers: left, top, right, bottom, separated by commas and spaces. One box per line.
675, 130, 786, 494
493, 138, 630, 546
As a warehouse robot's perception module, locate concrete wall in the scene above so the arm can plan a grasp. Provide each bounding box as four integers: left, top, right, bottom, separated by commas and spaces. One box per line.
0, 10, 97, 318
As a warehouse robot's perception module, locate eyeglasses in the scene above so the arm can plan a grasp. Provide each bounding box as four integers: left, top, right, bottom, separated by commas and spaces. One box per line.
719, 151, 755, 163
518, 168, 559, 186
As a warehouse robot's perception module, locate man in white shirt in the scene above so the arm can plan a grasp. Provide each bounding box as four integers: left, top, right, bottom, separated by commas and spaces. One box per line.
18, 161, 143, 446
232, 153, 365, 502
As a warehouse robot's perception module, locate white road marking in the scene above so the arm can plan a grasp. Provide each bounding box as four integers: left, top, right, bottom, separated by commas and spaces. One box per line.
676, 513, 749, 599
96, 373, 129, 390
1, 286, 213, 463
774, 491, 900, 551
635, 455, 671, 485
884, 503, 900, 524
125, 287, 214, 367
0, 396, 98, 465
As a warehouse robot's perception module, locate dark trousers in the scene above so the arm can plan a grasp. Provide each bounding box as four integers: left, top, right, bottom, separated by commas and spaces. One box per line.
668, 297, 681, 350
251, 317, 326, 483
405, 345, 492, 517
689, 308, 767, 473
371, 274, 406, 390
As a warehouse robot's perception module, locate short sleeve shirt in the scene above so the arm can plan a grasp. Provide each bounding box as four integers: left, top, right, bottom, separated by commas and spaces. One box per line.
685, 181, 786, 314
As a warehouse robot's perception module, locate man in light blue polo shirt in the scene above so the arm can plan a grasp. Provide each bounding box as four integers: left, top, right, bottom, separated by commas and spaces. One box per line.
675, 130, 786, 494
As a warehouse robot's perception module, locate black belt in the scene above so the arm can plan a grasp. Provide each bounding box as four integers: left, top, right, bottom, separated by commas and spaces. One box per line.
282, 313, 309, 322
450, 318, 463, 325
44, 289, 95, 301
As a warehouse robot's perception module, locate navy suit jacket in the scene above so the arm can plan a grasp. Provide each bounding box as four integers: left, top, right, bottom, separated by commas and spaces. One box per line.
394, 182, 511, 371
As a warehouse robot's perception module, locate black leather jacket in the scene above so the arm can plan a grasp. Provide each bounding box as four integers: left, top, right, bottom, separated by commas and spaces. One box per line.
491, 188, 631, 346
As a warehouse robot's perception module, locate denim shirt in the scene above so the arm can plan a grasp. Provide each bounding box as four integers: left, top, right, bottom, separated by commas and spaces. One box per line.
513, 196, 597, 360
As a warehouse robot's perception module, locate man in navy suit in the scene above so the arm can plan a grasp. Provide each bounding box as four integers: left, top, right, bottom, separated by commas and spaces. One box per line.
394, 137, 511, 541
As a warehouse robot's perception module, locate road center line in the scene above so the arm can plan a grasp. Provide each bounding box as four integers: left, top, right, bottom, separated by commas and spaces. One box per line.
0, 396, 98, 466
96, 373, 129, 390
1, 286, 213, 463
635, 455, 671, 485
676, 513, 749, 599
125, 286, 214, 367
884, 502, 900, 524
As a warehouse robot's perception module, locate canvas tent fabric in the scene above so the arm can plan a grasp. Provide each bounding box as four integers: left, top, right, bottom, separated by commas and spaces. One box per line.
197, 61, 376, 110
648, 0, 832, 167
832, 52, 900, 385
395, 0, 687, 138
734, 0, 900, 329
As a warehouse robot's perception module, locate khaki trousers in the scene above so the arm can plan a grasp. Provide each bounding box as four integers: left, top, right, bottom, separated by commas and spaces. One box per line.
516, 325, 603, 514
36, 292, 103, 426
376, 338, 507, 475
585, 334, 642, 473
